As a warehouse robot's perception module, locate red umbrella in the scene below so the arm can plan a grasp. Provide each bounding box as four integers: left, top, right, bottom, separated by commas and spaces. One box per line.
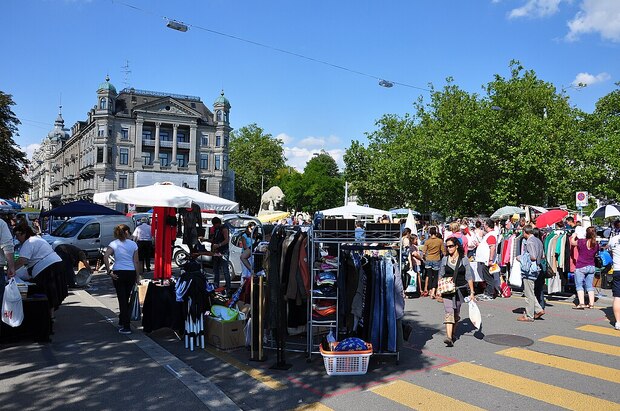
536, 209, 568, 228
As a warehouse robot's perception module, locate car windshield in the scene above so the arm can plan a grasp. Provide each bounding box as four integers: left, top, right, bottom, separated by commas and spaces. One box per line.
52, 221, 85, 238
225, 217, 257, 229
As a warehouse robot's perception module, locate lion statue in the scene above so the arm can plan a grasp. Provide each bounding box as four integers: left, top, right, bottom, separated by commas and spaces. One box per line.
259, 186, 285, 213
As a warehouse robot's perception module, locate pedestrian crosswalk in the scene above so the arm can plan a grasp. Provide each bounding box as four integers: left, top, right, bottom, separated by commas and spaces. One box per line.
304, 323, 620, 411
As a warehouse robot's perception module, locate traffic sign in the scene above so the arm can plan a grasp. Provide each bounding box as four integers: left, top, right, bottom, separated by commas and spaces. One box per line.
575, 191, 588, 207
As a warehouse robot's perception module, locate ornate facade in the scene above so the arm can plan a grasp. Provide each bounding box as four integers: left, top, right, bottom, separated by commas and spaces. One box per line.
29, 77, 233, 210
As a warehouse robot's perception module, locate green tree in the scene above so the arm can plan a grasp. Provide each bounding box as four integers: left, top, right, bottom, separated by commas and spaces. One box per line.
229, 123, 286, 213
0, 91, 30, 198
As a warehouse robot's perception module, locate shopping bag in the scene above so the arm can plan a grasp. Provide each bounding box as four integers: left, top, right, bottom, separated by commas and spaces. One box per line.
509, 261, 522, 288
468, 299, 482, 330
2, 278, 24, 327
500, 280, 512, 298
405, 272, 417, 294
547, 274, 562, 294
129, 284, 141, 321
489, 263, 500, 275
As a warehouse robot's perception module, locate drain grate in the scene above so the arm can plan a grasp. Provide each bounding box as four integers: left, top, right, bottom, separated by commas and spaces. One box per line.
483, 334, 534, 347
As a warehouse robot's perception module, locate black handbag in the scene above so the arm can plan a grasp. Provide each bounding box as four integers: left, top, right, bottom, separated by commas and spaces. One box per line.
594, 253, 603, 269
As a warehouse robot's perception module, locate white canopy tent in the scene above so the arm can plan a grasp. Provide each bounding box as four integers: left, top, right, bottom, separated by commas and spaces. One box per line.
320, 203, 391, 220
93, 183, 239, 212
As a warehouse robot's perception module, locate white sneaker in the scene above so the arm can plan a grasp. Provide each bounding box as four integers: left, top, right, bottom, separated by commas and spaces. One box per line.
615, 322, 620, 331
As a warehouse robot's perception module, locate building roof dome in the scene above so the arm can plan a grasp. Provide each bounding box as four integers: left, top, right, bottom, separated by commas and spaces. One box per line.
98, 75, 117, 94
214, 90, 230, 108
47, 109, 70, 141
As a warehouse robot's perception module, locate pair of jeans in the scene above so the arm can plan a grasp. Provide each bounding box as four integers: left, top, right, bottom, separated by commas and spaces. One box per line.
574, 265, 595, 292
213, 254, 231, 291
425, 260, 440, 290
113, 270, 137, 329
522, 276, 543, 319
534, 273, 546, 309
384, 259, 396, 352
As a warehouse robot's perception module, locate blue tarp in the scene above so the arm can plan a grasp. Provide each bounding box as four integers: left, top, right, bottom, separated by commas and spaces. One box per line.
40, 200, 122, 218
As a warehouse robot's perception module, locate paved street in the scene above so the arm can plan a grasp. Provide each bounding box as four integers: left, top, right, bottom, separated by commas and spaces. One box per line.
1, 271, 619, 410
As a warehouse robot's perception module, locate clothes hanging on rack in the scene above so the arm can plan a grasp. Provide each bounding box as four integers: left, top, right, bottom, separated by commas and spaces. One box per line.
177, 203, 203, 250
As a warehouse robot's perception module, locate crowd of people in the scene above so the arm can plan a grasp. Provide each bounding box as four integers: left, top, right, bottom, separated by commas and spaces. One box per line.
397, 215, 620, 345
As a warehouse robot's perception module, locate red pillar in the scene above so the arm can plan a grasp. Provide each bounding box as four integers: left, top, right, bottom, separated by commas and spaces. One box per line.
151, 206, 176, 279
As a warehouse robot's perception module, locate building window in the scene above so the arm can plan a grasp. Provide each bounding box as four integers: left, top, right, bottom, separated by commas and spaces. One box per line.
216, 135, 221, 147
98, 126, 105, 137
97, 147, 104, 163
223, 136, 229, 148
100, 98, 106, 110
214, 154, 221, 170
159, 153, 170, 166
200, 154, 209, 170
177, 154, 187, 167
142, 130, 152, 140
160, 131, 170, 141
201, 134, 209, 146
108, 147, 113, 164
216, 110, 222, 122
119, 148, 129, 165
224, 112, 229, 122
121, 128, 129, 140
119, 175, 128, 189
223, 154, 228, 171
142, 152, 152, 165
177, 132, 187, 143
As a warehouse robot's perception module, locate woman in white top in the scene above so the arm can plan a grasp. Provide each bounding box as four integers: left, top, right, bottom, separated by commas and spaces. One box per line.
104, 224, 139, 334
14, 224, 66, 315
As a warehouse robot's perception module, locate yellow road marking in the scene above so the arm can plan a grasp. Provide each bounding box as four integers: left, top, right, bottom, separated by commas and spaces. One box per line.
497, 347, 620, 383
204, 346, 285, 390
577, 324, 620, 338
539, 335, 620, 357
293, 403, 334, 411
370, 380, 484, 411
442, 362, 620, 411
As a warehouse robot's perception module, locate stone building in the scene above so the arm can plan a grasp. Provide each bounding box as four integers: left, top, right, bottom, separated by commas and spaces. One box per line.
28, 77, 233, 210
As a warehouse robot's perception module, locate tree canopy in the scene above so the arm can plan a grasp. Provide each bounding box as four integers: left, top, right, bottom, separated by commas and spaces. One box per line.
229, 123, 286, 213
0, 91, 30, 199
344, 61, 616, 217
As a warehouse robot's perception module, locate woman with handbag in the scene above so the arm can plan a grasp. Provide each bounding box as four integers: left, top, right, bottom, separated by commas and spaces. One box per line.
103, 224, 139, 335
569, 226, 599, 309
437, 237, 475, 347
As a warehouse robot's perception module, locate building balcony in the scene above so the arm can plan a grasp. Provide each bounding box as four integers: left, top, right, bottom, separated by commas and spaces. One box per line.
177, 142, 190, 149
160, 141, 173, 148
143, 139, 155, 147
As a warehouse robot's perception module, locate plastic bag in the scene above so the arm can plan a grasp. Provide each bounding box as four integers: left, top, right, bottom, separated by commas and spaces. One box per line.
2, 278, 24, 327
405, 271, 417, 293
210, 305, 239, 322
509, 260, 522, 288
130, 284, 141, 321
244, 317, 251, 347
468, 299, 482, 330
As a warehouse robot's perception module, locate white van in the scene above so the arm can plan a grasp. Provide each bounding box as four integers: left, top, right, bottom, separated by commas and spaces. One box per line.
42, 215, 135, 260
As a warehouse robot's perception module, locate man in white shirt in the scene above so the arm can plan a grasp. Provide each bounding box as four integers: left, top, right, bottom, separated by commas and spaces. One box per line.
132, 218, 153, 272
607, 220, 620, 330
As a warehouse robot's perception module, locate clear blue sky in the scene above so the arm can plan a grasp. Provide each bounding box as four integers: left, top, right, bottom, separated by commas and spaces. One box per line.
2, 0, 619, 171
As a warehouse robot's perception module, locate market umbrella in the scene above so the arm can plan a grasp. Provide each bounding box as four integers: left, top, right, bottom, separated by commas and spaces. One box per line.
404, 209, 417, 232
257, 211, 290, 223
490, 206, 524, 220
590, 204, 620, 219
94, 183, 239, 211
536, 209, 568, 228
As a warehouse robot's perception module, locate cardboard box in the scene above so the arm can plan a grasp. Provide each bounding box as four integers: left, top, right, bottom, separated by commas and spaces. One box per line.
205, 316, 246, 350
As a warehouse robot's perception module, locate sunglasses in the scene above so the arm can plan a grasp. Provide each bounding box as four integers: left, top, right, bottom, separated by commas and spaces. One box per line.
446, 244, 457, 248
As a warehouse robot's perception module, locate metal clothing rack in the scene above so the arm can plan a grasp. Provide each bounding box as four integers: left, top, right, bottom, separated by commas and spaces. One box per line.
308, 222, 402, 361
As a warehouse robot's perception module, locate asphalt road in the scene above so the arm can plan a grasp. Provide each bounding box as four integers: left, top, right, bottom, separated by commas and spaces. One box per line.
1, 271, 618, 410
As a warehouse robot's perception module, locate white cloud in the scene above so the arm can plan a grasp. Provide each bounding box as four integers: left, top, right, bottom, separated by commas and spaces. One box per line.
275, 132, 293, 145
24, 143, 40, 159
571, 71, 611, 87
283, 146, 345, 172
298, 136, 325, 147
508, 0, 563, 19
566, 0, 620, 42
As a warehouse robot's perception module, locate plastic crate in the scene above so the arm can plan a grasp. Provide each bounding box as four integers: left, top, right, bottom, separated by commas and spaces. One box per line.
319, 342, 373, 376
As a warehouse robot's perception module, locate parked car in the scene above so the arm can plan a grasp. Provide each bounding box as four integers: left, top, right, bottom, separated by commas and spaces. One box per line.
42, 215, 135, 260
173, 214, 263, 277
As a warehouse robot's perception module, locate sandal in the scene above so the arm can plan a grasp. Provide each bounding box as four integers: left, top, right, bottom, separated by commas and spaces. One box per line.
572, 305, 586, 310
422, 291, 428, 297
587, 304, 595, 309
